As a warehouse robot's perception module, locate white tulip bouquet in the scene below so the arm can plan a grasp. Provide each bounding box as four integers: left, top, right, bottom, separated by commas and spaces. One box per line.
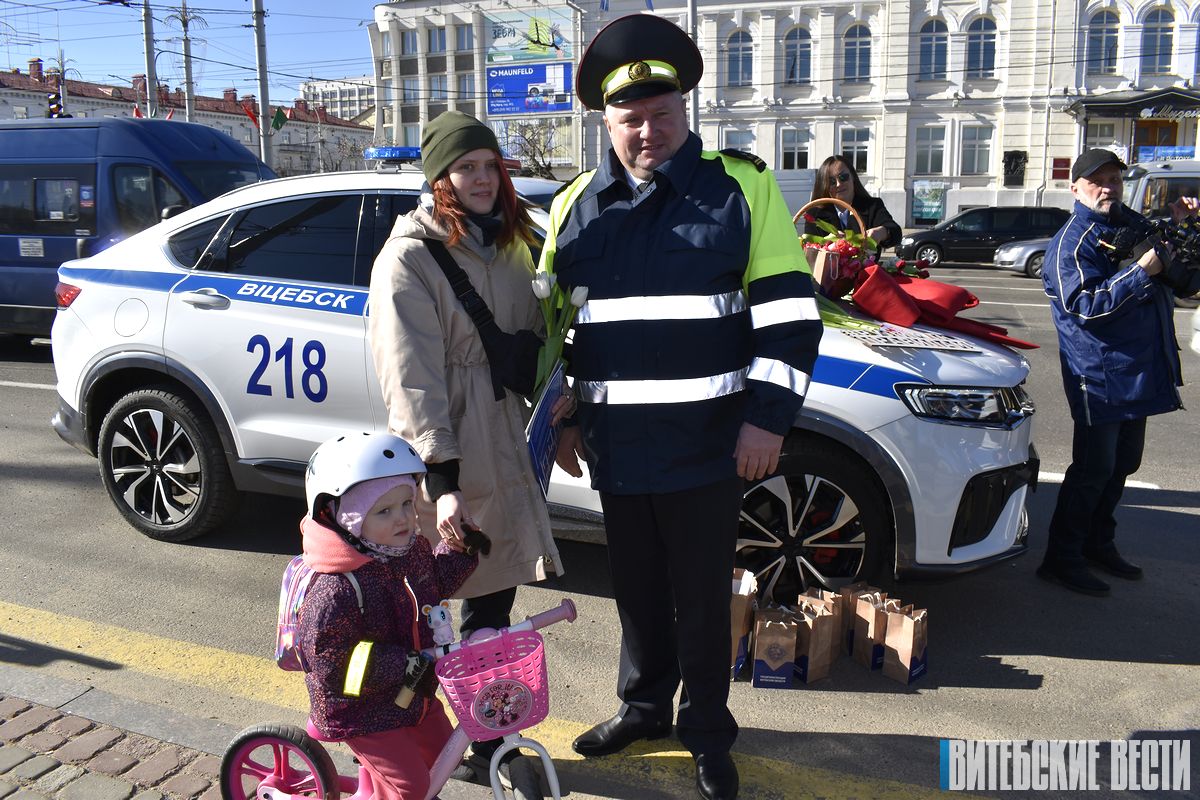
530, 270, 587, 394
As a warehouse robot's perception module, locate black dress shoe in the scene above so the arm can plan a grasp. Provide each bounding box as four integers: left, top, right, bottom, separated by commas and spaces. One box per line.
1083, 548, 1143, 580
695, 752, 739, 800
1036, 562, 1111, 596
572, 714, 671, 757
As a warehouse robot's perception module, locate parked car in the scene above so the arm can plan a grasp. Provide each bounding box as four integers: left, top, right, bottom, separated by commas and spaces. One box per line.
896, 206, 1069, 266
50, 167, 1038, 602
0, 118, 274, 338
994, 237, 1051, 279
1122, 159, 1200, 220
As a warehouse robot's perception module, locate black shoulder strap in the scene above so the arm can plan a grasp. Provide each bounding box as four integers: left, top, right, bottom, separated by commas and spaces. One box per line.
719, 148, 767, 173
423, 239, 496, 332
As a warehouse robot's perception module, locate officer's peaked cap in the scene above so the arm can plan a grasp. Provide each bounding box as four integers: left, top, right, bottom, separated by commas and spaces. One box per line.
576, 14, 703, 111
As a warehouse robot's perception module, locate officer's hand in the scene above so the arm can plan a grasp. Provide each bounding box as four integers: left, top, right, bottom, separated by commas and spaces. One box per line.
1139, 246, 1164, 277
1169, 196, 1200, 222
555, 426, 585, 478
734, 423, 784, 482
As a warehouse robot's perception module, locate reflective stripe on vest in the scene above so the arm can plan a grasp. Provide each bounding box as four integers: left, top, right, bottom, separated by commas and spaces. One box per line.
577, 367, 748, 405
344, 641, 374, 697
748, 357, 812, 396
750, 296, 820, 329
576, 291, 746, 324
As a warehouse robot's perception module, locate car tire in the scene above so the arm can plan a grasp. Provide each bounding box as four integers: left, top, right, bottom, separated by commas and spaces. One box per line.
1024, 253, 1044, 279
914, 244, 942, 266
97, 387, 237, 542
737, 435, 891, 604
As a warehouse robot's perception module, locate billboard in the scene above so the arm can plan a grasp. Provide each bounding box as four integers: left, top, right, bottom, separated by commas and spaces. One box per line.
486, 63, 573, 116
487, 10, 574, 63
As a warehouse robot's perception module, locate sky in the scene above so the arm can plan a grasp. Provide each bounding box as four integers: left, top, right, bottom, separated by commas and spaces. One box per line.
1, 0, 380, 107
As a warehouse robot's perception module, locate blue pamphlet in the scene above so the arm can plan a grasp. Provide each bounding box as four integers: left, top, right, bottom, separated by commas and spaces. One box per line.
525, 361, 566, 497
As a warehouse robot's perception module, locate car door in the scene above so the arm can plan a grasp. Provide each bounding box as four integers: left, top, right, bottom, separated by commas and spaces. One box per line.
943, 209, 990, 262
163, 192, 377, 464
986, 208, 1030, 260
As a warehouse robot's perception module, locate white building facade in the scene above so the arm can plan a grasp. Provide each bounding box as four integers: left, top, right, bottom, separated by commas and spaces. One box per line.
300, 76, 378, 122
368, 0, 1200, 224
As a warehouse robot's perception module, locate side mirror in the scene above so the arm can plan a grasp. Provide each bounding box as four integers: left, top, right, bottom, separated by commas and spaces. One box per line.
161, 205, 186, 221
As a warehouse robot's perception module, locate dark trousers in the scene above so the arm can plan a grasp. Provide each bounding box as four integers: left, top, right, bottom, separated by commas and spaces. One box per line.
598, 477, 742, 757
459, 586, 517, 639
1045, 417, 1146, 567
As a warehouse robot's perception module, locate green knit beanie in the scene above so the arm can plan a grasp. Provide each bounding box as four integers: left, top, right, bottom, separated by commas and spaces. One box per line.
420, 111, 500, 183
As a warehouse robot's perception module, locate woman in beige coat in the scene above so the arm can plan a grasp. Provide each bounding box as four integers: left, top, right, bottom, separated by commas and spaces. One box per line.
367, 112, 563, 648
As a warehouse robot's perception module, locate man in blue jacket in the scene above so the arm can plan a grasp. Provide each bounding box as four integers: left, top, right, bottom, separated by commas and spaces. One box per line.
1040, 148, 1196, 596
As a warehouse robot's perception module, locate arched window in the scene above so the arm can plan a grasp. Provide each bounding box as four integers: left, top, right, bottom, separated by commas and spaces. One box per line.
966, 18, 996, 78
784, 28, 812, 85
1087, 11, 1119, 74
844, 24, 871, 83
918, 20, 948, 81
1142, 9, 1174, 75
727, 31, 753, 87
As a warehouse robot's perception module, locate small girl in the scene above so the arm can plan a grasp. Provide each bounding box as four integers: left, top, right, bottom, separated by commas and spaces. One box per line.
297, 432, 482, 800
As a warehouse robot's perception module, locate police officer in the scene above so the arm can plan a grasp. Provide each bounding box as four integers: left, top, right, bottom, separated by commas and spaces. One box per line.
541, 15, 822, 800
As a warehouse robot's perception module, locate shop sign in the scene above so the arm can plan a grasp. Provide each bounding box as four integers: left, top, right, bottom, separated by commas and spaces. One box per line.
1139, 105, 1200, 120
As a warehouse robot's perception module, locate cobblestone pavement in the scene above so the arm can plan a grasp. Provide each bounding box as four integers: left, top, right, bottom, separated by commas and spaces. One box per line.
0, 695, 223, 800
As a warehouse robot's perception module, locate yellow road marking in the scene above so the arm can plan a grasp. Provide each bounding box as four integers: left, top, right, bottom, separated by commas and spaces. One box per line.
1, 600, 968, 798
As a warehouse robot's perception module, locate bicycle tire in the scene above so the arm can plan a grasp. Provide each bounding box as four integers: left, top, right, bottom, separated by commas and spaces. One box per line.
220, 723, 341, 800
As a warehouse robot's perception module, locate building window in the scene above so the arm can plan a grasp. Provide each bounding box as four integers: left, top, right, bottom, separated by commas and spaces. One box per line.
780, 128, 810, 170
724, 129, 754, 151
428, 26, 447, 53
844, 24, 871, 83
1086, 121, 1118, 148
1086, 11, 1119, 75
400, 29, 418, 55
1141, 9, 1174, 75
13, 106, 28, 119
456, 24, 474, 51
403, 124, 420, 147
783, 28, 811, 85
915, 126, 945, 174
458, 73, 475, 100
961, 125, 993, 174
840, 127, 870, 172
381, 31, 392, 57
726, 31, 753, 87
430, 74, 448, 100
402, 77, 419, 103
966, 18, 997, 78
918, 20, 948, 81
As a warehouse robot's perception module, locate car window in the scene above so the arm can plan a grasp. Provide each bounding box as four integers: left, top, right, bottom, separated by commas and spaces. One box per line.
168, 216, 229, 268
174, 161, 275, 200
0, 163, 98, 236
355, 192, 420, 287
991, 208, 1026, 233
1033, 209, 1067, 232
221, 194, 364, 285
1136, 177, 1200, 218
954, 210, 988, 232
113, 165, 189, 235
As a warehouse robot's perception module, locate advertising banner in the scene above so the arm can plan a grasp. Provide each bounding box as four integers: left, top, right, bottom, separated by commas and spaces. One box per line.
486, 63, 573, 116
487, 10, 573, 64
912, 180, 947, 223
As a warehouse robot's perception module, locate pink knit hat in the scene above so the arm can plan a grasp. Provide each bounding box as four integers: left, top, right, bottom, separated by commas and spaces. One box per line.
336, 475, 417, 538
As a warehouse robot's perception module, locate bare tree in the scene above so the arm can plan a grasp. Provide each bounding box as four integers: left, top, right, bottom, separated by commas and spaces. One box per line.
502, 119, 565, 179
322, 135, 368, 172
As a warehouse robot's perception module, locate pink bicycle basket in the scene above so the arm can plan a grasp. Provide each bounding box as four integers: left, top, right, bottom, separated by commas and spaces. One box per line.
435, 629, 549, 741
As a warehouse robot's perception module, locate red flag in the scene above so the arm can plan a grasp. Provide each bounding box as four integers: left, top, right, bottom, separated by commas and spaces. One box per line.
241, 100, 259, 128
132, 104, 143, 118
165, 108, 174, 120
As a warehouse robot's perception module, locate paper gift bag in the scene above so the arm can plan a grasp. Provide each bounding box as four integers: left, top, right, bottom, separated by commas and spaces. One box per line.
837, 582, 876, 655
752, 608, 800, 689
883, 605, 929, 684
793, 599, 836, 683
805, 247, 854, 299
799, 591, 841, 673
730, 568, 758, 679
852, 593, 897, 670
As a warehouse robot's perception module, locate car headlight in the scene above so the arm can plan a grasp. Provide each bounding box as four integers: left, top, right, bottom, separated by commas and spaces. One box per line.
900, 236, 914, 246
898, 384, 1035, 427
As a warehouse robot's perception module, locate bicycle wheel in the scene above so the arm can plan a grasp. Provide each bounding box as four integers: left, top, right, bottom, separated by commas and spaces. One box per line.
220, 723, 341, 800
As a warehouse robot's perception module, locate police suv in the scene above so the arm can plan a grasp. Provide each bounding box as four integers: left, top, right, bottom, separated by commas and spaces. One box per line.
51, 149, 1037, 599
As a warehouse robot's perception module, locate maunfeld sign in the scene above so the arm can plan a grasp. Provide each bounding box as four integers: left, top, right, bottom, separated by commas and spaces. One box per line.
1140, 105, 1200, 119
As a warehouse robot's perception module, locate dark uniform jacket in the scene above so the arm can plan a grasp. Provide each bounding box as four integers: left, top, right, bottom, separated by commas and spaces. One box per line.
803, 194, 902, 251
1042, 200, 1183, 425
540, 133, 823, 494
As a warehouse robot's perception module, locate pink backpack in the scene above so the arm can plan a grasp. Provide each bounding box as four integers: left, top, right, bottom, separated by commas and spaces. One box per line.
275, 554, 362, 671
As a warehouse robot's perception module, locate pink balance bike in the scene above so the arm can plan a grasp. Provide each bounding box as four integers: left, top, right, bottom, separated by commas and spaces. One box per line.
220, 599, 578, 800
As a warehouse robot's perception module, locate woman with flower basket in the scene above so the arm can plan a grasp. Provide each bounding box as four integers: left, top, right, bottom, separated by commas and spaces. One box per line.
804, 156, 902, 252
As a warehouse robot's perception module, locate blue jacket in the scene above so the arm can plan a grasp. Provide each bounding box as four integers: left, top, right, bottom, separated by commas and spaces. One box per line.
539, 134, 823, 494
1042, 201, 1183, 425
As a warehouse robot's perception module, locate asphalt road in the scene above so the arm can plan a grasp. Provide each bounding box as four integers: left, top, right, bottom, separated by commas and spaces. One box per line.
1, 266, 1197, 798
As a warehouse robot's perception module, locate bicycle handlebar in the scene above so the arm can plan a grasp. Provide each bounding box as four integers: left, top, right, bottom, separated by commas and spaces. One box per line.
422, 598, 578, 661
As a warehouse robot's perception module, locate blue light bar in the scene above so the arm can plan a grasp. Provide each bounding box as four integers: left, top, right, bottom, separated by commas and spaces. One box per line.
363, 146, 422, 162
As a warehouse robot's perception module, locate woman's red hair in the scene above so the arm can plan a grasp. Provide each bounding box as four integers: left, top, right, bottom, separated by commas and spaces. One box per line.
430, 151, 536, 249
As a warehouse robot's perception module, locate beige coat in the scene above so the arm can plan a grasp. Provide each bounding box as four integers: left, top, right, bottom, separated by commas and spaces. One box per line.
367, 206, 562, 599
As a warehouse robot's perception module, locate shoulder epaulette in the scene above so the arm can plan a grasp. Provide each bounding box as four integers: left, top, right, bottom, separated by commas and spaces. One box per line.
553, 172, 589, 198
719, 148, 767, 172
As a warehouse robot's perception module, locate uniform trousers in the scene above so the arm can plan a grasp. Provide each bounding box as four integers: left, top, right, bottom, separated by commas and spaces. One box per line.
1045, 416, 1146, 566
345, 697, 454, 800
598, 476, 743, 757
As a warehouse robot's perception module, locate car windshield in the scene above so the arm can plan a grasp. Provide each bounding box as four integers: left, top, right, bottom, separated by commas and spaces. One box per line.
174, 161, 277, 201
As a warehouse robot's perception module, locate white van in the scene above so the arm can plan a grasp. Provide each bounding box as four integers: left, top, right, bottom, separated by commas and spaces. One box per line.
1122, 159, 1200, 219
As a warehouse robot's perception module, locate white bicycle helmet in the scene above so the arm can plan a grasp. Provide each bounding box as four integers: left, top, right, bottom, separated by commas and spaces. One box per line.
305, 432, 426, 517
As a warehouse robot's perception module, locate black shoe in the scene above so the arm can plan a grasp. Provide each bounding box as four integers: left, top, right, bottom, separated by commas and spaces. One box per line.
571, 714, 672, 757
695, 752, 739, 800
1083, 548, 1143, 580
1036, 562, 1111, 596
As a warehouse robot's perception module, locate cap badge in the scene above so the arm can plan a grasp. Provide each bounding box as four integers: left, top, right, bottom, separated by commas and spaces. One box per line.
628, 61, 651, 81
